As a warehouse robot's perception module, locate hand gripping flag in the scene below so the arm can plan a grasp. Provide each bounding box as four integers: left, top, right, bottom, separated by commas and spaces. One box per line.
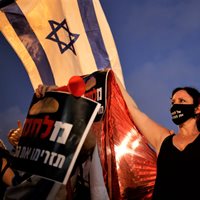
0, 0, 125, 89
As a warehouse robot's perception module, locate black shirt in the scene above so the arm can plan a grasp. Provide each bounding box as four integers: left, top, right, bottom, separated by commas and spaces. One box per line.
152, 134, 200, 200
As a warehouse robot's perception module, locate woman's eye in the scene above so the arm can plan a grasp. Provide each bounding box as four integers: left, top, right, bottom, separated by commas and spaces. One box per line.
180, 99, 186, 103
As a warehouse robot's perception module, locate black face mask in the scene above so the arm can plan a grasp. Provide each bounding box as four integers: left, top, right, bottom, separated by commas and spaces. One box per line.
170, 104, 196, 125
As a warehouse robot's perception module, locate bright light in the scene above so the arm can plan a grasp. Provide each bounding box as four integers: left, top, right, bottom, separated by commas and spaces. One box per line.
114, 128, 140, 169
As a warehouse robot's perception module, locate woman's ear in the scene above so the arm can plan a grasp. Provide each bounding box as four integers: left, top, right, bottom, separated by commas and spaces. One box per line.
195, 105, 200, 114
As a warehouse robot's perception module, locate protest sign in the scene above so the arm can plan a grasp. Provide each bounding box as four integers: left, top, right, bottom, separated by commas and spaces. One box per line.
13, 91, 100, 184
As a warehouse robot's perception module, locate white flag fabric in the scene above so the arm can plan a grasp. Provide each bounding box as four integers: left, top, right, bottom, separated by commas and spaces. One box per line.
0, 0, 124, 89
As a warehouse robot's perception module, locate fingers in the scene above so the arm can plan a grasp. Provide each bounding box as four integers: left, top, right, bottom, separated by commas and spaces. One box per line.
47, 85, 59, 91
35, 84, 58, 98
8, 120, 23, 147
8, 129, 21, 147
35, 84, 47, 98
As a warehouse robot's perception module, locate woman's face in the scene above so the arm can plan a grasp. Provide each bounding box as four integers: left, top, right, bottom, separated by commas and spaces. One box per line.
171, 90, 193, 105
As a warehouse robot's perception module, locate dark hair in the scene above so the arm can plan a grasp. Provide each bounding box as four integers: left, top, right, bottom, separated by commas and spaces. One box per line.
172, 87, 200, 130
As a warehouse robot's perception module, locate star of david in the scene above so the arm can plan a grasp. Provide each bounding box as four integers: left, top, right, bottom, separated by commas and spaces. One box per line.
46, 19, 79, 55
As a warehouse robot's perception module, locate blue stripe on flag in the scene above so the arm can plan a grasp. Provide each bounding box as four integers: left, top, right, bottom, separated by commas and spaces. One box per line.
78, 0, 111, 69
4, 3, 55, 85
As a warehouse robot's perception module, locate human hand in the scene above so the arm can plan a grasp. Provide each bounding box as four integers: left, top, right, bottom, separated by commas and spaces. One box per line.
8, 120, 23, 147
35, 84, 58, 98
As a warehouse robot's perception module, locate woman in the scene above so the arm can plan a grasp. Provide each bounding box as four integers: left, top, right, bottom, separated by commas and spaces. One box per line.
35, 80, 200, 199
118, 79, 200, 199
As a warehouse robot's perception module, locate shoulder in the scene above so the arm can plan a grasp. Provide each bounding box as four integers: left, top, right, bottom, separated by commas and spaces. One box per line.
156, 132, 174, 155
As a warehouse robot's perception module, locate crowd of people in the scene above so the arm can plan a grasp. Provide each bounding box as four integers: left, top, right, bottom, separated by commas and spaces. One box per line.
1, 76, 200, 199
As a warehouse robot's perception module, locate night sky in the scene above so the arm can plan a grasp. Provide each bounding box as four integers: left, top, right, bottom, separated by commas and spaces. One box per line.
1, 0, 200, 148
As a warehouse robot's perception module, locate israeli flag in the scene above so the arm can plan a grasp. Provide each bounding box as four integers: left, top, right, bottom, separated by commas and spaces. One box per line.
0, 0, 124, 89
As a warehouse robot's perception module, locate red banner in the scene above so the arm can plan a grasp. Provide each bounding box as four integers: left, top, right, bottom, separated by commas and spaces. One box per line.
96, 70, 157, 199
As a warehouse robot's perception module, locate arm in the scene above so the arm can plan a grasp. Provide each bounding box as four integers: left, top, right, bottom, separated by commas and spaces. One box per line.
115, 75, 170, 154
1, 158, 15, 186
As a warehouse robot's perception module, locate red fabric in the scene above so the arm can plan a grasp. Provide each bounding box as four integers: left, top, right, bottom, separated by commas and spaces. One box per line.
97, 71, 157, 200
